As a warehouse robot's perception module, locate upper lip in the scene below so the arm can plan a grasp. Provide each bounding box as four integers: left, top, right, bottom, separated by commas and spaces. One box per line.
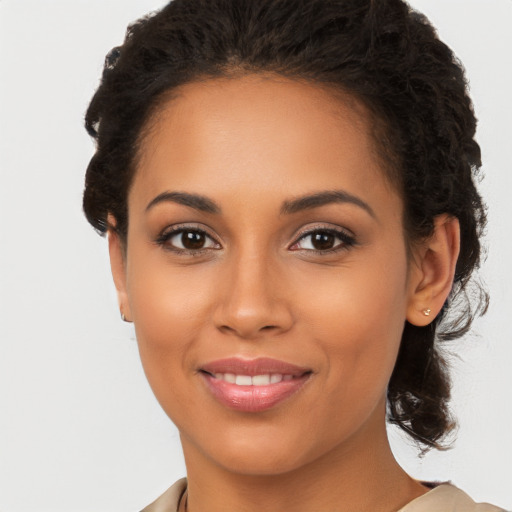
200, 357, 311, 377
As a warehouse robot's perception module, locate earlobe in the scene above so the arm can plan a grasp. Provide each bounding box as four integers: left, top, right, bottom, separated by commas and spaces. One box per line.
406, 214, 460, 326
107, 215, 132, 323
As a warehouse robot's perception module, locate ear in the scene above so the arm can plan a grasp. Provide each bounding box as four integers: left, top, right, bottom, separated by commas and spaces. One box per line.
406, 214, 460, 326
107, 214, 132, 322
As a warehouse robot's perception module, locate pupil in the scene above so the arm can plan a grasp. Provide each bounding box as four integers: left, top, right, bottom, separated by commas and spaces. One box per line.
312, 232, 335, 250
182, 231, 205, 249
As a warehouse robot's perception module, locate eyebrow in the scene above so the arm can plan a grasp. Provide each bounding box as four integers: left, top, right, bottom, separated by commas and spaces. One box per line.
145, 189, 375, 218
280, 190, 375, 218
145, 191, 221, 214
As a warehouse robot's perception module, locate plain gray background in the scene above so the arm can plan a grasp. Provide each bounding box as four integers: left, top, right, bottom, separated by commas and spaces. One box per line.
1, 1, 511, 510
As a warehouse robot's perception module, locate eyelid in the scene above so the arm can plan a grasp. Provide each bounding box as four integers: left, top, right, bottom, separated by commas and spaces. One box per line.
289, 224, 356, 252
154, 222, 355, 255
155, 223, 222, 252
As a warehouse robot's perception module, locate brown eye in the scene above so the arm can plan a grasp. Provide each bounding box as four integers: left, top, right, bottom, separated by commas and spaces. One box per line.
158, 227, 220, 253
290, 228, 356, 253
181, 230, 206, 249
311, 231, 336, 250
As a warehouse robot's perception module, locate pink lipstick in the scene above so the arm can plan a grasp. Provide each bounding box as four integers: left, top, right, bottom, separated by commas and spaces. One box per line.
199, 357, 312, 412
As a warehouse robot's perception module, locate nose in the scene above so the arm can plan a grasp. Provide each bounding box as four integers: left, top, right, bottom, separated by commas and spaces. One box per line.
212, 252, 294, 340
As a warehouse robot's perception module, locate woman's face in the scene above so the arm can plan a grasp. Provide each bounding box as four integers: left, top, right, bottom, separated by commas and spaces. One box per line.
112, 75, 424, 475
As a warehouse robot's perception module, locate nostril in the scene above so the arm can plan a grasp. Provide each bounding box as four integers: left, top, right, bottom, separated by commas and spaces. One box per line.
213, 299, 294, 339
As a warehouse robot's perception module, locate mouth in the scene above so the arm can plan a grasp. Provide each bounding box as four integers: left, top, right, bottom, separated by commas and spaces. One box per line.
204, 372, 300, 385
199, 358, 312, 412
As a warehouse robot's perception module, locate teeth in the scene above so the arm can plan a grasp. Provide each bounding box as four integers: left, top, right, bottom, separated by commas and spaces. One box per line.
235, 375, 252, 386
212, 373, 292, 386
252, 374, 270, 386
224, 373, 236, 383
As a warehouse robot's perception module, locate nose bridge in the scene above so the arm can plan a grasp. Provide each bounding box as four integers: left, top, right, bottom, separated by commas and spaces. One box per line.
213, 243, 292, 339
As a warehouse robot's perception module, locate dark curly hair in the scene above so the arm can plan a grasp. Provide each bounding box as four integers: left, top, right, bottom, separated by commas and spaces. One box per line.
83, 0, 487, 451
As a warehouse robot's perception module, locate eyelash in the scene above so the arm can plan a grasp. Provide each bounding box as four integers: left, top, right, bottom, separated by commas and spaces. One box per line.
155, 224, 356, 256
290, 227, 356, 255
155, 224, 220, 256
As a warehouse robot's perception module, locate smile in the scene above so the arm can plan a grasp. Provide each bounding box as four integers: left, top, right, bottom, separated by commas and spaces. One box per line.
210, 373, 296, 385
200, 358, 312, 412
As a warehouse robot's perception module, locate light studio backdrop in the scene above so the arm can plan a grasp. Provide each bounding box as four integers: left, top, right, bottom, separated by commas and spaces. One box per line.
0, 1, 511, 511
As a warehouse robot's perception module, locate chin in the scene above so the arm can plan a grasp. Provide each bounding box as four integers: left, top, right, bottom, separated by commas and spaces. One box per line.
184, 421, 333, 477
213, 447, 308, 477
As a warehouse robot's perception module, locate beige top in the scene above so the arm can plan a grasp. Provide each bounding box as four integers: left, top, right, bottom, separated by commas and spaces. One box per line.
141, 478, 506, 512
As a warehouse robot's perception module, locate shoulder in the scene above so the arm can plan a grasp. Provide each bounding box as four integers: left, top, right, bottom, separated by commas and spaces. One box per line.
138, 479, 507, 512
399, 483, 507, 512
140, 478, 187, 512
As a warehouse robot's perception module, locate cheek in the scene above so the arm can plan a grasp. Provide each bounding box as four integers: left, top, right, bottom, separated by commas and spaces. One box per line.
127, 271, 220, 429
127, 245, 215, 339
125, 250, 218, 393
300, 252, 409, 410
294, 246, 409, 340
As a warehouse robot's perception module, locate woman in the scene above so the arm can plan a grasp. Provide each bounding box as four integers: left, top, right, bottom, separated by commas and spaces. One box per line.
83, 0, 502, 510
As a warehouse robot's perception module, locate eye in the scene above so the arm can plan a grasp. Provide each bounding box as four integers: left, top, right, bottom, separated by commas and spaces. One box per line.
290, 228, 355, 253
156, 226, 220, 253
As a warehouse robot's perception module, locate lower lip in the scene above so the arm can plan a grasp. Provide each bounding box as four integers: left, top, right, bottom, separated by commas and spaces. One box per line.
201, 373, 311, 412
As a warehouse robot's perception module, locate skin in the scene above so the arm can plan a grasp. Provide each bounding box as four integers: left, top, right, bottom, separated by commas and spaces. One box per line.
109, 74, 460, 512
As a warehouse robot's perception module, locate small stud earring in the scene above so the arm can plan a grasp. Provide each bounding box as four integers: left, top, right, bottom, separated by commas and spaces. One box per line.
423, 308, 431, 317
121, 311, 129, 322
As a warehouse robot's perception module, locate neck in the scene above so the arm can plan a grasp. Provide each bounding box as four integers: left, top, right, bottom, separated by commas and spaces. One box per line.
180, 404, 428, 512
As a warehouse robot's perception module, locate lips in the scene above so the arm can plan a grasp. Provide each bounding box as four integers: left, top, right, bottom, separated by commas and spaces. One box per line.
199, 358, 312, 412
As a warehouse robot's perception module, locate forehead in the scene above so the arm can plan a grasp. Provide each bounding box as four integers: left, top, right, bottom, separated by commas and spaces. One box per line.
131, 74, 399, 216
